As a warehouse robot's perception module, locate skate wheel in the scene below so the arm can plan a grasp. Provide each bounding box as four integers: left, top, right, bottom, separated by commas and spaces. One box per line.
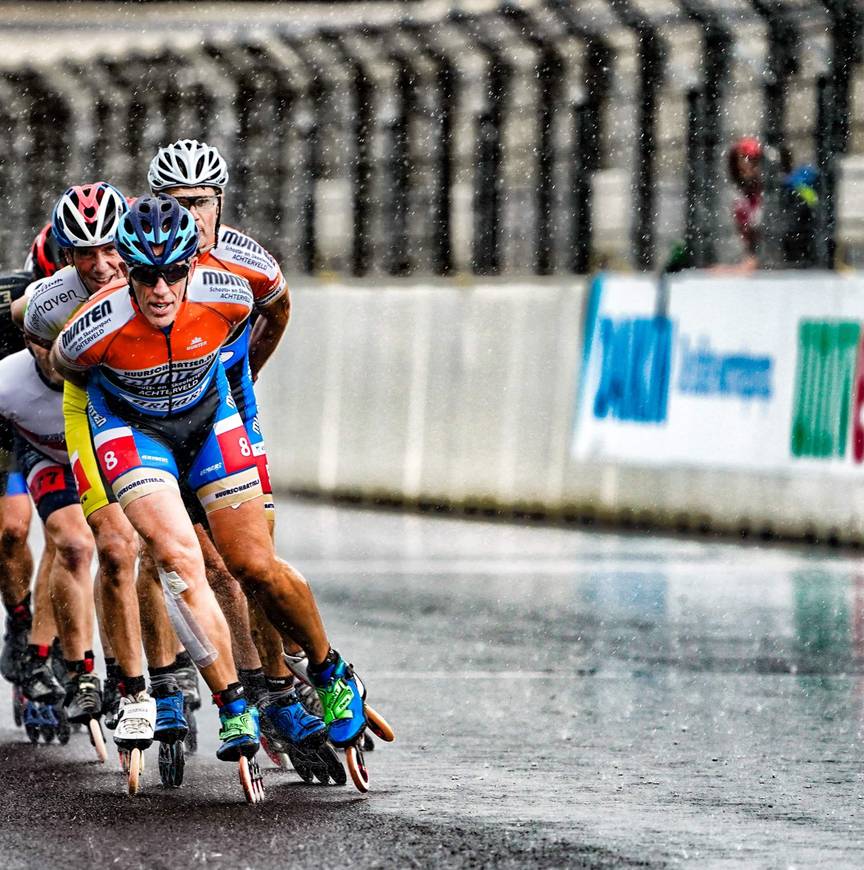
286, 743, 316, 783
25, 724, 39, 745
252, 757, 265, 803
12, 687, 23, 727
239, 755, 265, 804
365, 705, 395, 742
128, 747, 142, 795
345, 745, 370, 794
260, 734, 291, 771
184, 705, 197, 756
56, 708, 70, 745
239, 755, 257, 803
158, 740, 185, 788
88, 718, 108, 763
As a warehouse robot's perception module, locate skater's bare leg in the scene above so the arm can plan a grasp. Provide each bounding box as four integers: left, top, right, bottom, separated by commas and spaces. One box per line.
137, 546, 179, 669
249, 598, 292, 678
44, 505, 95, 669
29, 540, 58, 647
88, 504, 139, 677
124, 490, 237, 691
208, 497, 329, 665
0, 493, 33, 609
93, 569, 114, 659
196, 526, 262, 671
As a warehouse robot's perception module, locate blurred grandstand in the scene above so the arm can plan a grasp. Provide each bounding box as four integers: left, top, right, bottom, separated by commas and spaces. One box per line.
0, 0, 861, 275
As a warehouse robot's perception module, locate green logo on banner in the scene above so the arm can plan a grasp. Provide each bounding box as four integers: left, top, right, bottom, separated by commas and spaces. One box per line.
791, 320, 860, 458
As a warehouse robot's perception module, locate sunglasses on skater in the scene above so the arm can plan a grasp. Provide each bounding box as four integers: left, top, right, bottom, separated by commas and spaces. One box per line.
173, 194, 220, 212
129, 262, 191, 286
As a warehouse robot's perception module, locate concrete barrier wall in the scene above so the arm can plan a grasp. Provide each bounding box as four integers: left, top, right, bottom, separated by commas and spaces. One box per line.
257, 273, 864, 544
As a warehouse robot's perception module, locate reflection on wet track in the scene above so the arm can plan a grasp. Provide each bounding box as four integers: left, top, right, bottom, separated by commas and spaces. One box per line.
0, 499, 861, 868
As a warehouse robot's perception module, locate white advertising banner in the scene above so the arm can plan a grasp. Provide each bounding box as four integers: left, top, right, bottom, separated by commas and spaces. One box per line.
573, 272, 864, 473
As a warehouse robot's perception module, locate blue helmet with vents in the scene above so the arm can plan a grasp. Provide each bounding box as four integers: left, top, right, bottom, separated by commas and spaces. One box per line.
115, 194, 198, 266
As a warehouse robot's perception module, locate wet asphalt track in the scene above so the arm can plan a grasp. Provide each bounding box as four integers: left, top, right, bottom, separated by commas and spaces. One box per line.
1, 497, 863, 869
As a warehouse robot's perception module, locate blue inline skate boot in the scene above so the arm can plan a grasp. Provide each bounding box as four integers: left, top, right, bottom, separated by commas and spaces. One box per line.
155, 690, 188, 743
262, 691, 346, 785
154, 689, 187, 789
307, 651, 367, 748
308, 650, 395, 793
216, 698, 260, 762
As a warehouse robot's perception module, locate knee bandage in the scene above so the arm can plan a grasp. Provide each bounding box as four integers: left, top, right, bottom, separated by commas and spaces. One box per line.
157, 567, 218, 669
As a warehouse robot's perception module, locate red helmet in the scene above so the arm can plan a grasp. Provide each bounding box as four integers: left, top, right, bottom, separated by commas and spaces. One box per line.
735, 137, 762, 160
728, 137, 763, 183
26, 223, 65, 279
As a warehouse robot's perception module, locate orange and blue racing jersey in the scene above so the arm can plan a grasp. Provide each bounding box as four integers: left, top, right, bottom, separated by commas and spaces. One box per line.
55, 265, 253, 419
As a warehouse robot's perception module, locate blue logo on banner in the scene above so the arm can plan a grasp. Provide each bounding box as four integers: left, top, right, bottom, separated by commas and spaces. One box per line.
677, 336, 773, 400
593, 317, 672, 423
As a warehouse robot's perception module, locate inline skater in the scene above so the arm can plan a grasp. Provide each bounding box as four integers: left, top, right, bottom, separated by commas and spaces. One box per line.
1, 227, 64, 693
0, 338, 103, 752
147, 139, 344, 782
52, 196, 379, 792
15, 183, 148, 755
1, 270, 39, 687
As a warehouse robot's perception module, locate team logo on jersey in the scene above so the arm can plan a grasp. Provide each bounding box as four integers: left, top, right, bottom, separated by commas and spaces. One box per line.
61, 300, 113, 349
202, 271, 248, 289
87, 405, 107, 428
187, 336, 207, 351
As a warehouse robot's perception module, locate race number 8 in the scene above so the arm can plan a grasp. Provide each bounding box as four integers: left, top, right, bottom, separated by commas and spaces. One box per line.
104, 450, 118, 470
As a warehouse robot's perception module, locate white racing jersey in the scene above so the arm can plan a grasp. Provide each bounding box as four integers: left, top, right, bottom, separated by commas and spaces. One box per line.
23, 265, 95, 343
0, 349, 67, 463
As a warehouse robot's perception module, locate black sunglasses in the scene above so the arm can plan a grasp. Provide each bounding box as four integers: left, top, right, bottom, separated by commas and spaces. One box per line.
129, 262, 191, 286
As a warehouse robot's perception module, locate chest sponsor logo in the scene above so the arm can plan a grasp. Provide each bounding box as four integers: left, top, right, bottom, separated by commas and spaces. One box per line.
103, 353, 217, 399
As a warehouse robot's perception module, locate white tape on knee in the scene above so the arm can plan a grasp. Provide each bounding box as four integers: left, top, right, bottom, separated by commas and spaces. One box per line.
158, 568, 188, 596
157, 566, 218, 669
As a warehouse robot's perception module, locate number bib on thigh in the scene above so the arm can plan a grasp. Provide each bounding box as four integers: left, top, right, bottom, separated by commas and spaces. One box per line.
12, 433, 79, 523
189, 407, 263, 515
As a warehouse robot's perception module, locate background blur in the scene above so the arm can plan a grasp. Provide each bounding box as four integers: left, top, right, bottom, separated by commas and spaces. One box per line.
1, 0, 862, 274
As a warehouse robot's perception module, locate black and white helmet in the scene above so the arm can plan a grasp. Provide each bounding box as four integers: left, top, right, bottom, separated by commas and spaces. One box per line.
147, 139, 229, 192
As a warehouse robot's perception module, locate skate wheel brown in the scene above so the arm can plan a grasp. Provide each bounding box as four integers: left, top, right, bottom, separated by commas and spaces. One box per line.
365, 706, 395, 742
346, 745, 370, 793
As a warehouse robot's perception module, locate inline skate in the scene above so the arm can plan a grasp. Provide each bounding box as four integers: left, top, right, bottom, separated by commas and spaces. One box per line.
307, 650, 394, 793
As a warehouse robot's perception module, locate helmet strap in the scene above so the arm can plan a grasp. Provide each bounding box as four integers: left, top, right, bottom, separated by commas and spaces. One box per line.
213, 196, 224, 250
